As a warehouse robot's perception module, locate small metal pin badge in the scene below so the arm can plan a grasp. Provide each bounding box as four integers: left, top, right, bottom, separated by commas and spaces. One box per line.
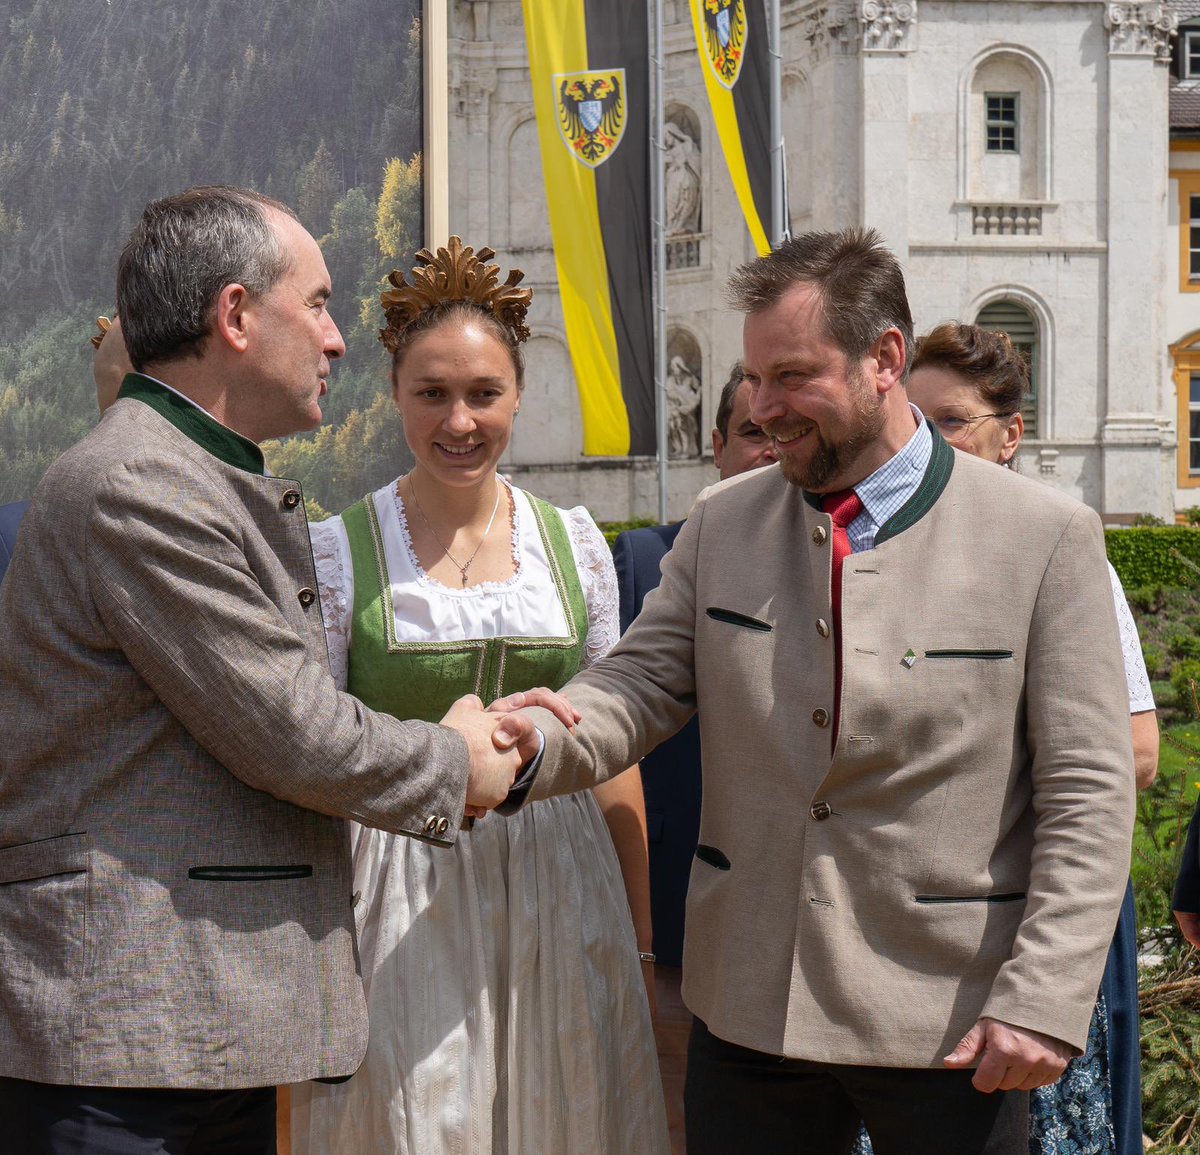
901, 649, 917, 669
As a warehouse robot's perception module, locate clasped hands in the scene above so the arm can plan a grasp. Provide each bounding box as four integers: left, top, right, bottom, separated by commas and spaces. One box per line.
441, 688, 580, 817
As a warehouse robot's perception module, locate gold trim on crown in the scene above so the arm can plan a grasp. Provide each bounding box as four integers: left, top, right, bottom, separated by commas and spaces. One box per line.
379, 237, 533, 353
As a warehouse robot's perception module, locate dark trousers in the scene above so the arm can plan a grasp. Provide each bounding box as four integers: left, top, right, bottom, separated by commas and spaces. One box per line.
0, 1078, 276, 1155
685, 1019, 1029, 1155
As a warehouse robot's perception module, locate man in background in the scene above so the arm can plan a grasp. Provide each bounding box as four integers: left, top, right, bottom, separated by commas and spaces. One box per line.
0, 316, 131, 585
611, 362, 777, 1152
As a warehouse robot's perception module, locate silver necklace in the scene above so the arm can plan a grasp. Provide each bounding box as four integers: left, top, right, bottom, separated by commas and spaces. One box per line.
404, 476, 503, 587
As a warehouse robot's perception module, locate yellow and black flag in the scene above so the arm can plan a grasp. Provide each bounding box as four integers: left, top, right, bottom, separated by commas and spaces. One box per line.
522, 0, 655, 456
691, 0, 774, 255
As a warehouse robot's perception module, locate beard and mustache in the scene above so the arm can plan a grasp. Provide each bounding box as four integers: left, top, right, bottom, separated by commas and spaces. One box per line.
765, 365, 888, 491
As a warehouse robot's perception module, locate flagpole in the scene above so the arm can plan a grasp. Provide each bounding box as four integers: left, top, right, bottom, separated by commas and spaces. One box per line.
651, 0, 669, 524
767, 0, 785, 246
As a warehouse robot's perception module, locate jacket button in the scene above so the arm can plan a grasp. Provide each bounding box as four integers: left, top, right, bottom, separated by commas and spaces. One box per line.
436, 817, 450, 835
297, 587, 316, 607
810, 800, 833, 821
812, 526, 828, 546
424, 815, 439, 834
281, 489, 302, 509
812, 707, 830, 728
815, 618, 830, 638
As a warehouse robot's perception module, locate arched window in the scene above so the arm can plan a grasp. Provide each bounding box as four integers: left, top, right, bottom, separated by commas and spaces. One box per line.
967, 53, 1044, 202
507, 118, 550, 251
959, 47, 1052, 235
976, 300, 1039, 437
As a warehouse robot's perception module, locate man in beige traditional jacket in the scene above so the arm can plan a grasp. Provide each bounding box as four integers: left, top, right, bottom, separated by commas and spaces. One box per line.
518, 229, 1134, 1154
0, 187, 545, 1154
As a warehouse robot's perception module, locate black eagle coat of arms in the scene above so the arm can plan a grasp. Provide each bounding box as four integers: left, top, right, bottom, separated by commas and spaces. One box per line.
699, 0, 747, 88
556, 70, 627, 168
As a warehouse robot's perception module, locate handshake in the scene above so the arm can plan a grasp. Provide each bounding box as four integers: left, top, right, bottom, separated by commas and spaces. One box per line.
440, 687, 580, 816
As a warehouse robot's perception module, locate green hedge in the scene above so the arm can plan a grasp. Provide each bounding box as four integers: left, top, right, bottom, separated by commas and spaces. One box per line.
597, 517, 659, 547
1105, 527, 1200, 589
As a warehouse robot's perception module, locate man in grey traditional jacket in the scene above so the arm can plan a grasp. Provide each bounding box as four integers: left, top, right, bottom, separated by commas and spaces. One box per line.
0, 186, 544, 1153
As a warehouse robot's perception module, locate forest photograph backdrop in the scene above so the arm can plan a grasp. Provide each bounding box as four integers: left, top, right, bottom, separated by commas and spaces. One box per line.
0, 0, 425, 514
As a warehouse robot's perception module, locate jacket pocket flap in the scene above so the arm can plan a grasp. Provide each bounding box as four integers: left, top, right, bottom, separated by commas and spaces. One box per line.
695, 844, 732, 870
705, 607, 772, 632
0, 832, 88, 884
923, 650, 1014, 660
914, 892, 1026, 904
188, 865, 313, 882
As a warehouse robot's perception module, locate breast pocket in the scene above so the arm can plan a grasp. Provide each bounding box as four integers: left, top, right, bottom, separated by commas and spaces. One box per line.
705, 607, 773, 632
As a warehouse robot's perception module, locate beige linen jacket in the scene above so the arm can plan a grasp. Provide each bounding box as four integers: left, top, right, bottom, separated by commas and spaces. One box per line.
526, 434, 1134, 1066
0, 377, 468, 1089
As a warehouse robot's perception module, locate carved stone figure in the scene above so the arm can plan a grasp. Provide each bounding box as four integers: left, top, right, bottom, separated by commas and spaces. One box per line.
664, 122, 702, 236
860, 0, 917, 52
1104, 3, 1177, 61
667, 354, 702, 458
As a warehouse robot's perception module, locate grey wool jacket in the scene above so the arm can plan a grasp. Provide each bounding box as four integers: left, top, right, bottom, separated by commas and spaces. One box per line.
0, 375, 469, 1088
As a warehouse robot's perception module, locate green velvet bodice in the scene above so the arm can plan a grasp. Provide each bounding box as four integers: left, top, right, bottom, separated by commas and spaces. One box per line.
341, 491, 589, 723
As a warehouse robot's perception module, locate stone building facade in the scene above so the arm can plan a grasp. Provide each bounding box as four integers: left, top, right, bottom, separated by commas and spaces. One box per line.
448, 0, 1181, 521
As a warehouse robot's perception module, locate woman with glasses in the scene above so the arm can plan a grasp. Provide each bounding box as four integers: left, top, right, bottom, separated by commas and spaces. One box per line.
904, 321, 1157, 1155
908, 326, 1025, 466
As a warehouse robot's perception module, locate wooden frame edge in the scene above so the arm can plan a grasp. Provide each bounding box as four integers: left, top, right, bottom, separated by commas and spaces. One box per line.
1172, 330, 1200, 489
423, 0, 450, 246
1174, 169, 1200, 296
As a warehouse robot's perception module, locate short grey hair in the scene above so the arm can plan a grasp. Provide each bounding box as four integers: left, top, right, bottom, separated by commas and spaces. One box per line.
117, 186, 297, 371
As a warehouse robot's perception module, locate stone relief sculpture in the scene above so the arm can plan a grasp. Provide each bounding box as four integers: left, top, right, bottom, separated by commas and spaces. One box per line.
664, 121, 702, 236
804, 4, 857, 57
860, 0, 917, 52
1104, 3, 1177, 60
667, 354, 702, 458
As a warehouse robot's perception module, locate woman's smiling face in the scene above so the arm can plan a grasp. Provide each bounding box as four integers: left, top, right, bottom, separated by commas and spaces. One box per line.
392, 317, 521, 488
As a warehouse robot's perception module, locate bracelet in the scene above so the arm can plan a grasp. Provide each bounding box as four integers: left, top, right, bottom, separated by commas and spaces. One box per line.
638, 951, 656, 964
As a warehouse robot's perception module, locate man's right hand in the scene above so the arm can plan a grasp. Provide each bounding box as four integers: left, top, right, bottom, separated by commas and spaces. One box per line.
440, 694, 530, 812
1175, 909, 1200, 948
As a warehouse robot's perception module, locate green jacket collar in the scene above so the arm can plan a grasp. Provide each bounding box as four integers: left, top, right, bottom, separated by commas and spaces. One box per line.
802, 419, 955, 545
118, 373, 265, 476
874, 423, 954, 545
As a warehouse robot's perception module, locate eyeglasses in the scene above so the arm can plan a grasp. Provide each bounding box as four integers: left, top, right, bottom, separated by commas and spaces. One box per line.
931, 412, 1011, 442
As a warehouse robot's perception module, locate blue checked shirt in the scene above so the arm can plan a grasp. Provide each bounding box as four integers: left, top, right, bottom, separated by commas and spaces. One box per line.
844, 405, 932, 553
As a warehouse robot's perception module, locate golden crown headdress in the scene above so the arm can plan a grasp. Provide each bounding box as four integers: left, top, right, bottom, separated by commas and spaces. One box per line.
379, 237, 533, 353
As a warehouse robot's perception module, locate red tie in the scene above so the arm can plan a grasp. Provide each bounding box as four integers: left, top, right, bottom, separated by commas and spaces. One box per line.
821, 489, 863, 746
